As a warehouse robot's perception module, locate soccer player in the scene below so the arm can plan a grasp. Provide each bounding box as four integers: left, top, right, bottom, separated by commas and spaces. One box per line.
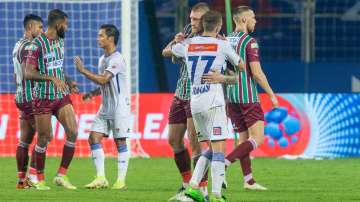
162, 3, 211, 201
24, 9, 78, 190
74, 24, 131, 190
13, 14, 43, 189
202, 6, 278, 190
171, 11, 243, 202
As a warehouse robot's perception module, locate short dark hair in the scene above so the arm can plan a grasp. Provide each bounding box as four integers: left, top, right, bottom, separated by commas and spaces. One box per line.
100, 24, 120, 45
201, 11, 222, 32
23, 14, 43, 29
233, 6, 252, 21
47, 9, 68, 27
191, 2, 210, 13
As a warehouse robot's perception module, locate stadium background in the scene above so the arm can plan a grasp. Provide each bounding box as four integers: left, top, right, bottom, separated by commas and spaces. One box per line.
0, 0, 359, 159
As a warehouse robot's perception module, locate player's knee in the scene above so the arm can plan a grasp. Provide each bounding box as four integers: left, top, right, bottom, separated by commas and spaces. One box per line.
66, 128, 78, 142
252, 134, 264, 146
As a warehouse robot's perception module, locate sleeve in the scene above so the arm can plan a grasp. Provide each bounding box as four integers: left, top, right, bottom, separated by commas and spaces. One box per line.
224, 41, 240, 66
171, 43, 186, 58
105, 55, 126, 77
183, 23, 192, 36
24, 42, 41, 70
246, 38, 260, 62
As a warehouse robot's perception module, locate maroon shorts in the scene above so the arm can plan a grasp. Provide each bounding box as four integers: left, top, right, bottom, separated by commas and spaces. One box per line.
168, 96, 192, 124
227, 102, 264, 133
15, 101, 34, 121
32, 95, 73, 116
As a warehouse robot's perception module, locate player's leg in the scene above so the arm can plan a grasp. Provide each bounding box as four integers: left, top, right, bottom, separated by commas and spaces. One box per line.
53, 101, 77, 189
168, 97, 192, 188
208, 107, 228, 201
32, 113, 53, 190
225, 103, 264, 166
85, 116, 109, 189
112, 138, 128, 190
112, 116, 130, 190
185, 112, 212, 202
16, 117, 35, 189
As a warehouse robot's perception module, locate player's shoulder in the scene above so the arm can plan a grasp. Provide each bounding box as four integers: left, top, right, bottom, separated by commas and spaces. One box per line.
110, 51, 126, 65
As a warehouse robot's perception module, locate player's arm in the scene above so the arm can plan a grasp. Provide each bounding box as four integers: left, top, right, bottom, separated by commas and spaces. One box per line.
250, 62, 278, 107
247, 39, 278, 108
74, 56, 112, 85
162, 32, 185, 57
202, 69, 238, 84
24, 49, 67, 92
83, 87, 101, 101
162, 40, 176, 57
65, 75, 79, 93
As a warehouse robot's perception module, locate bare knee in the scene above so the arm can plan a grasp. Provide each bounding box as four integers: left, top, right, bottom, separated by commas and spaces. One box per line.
66, 126, 78, 142
88, 133, 102, 145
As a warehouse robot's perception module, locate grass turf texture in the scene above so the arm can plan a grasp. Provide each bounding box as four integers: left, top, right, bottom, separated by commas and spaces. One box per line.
1, 157, 359, 202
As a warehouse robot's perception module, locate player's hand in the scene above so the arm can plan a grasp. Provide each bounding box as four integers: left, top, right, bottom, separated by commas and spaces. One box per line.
68, 81, 79, 94
174, 32, 185, 43
270, 95, 279, 109
52, 77, 68, 93
82, 93, 92, 102
202, 70, 224, 84
74, 56, 85, 73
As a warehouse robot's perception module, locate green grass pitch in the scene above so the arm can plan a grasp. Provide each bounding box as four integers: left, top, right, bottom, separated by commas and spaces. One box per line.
1, 157, 359, 202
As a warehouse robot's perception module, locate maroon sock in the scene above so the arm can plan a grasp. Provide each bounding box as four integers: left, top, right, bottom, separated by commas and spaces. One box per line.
30, 147, 36, 170
174, 148, 192, 183
193, 155, 208, 187
226, 139, 257, 163
16, 142, 29, 174
240, 154, 255, 185
34, 145, 47, 181
58, 141, 76, 176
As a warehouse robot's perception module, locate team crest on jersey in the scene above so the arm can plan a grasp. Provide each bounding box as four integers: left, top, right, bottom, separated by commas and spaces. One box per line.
251, 43, 259, 49
25, 44, 37, 51
213, 127, 222, 136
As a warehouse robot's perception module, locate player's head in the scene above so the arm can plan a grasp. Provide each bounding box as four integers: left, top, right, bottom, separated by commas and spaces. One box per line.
233, 6, 256, 33
190, 2, 210, 34
23, 14, 43, 38
98, 24, 120, 49
201, 10, 223, 35
47, 9, 68, 38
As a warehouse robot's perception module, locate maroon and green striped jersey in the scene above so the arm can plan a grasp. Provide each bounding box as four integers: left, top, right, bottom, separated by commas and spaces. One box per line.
12, 37, 34, 104
174, 64, 191, 100
174, 24, 192, 100
226, 32, 260, 104
25, 33, 69, 100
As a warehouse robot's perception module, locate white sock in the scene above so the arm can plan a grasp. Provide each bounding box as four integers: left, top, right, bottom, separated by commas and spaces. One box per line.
117, 144, 129, 182
90, 143, 105, 177
189, 150, 212, 188
211, 152, 225, 198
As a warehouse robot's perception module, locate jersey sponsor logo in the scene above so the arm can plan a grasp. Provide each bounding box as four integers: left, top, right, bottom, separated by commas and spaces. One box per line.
251, 43, 259, 49
188, 44, 218, 52
46, 59, 63, 70
192, 84, 210, 95
213, 127, 222, 135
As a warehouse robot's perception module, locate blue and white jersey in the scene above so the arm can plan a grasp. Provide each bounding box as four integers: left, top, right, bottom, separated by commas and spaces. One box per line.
97, 51, 130, 119
172, 36, 240, 113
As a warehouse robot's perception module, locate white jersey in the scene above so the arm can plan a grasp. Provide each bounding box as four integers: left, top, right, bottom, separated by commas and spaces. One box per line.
172, 36, 240, 113
97, 51, 130, 119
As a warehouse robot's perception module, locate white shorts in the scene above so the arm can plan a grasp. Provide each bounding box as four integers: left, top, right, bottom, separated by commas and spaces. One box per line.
91, 115, 131, 139
192, 106, 228, 142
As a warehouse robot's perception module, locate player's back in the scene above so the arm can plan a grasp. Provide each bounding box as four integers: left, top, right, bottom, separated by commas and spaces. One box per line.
97, 51, 130, 119
184, 36, 234, 113
12, 38, 33, 103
